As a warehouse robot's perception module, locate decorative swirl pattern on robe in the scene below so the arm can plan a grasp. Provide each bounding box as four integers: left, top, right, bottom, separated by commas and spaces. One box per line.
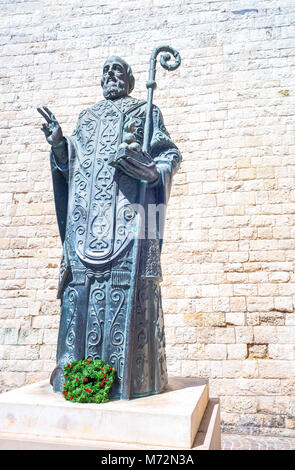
65, 288, 78, 349
87, 286, 105, 358
109, 288, 125, 347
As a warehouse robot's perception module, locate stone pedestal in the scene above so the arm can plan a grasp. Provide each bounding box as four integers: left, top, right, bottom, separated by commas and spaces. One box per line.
0, 377, 221, 450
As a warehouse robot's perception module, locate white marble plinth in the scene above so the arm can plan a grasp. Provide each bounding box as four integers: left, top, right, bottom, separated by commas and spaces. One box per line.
0, 377, 221, 450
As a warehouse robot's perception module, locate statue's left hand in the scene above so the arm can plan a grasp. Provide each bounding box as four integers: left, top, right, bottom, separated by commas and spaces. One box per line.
117, 152, 159, 183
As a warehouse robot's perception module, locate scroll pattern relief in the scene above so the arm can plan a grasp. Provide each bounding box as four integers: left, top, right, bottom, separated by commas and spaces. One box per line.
85, 103, 120, 260
70, 100, 148, 266
129, 279, 167, 395
108, 287, 126, 381
59, 97, 170, 395
56, 285, 79, 366
153, 282, 167, 386
86, 284, 106, 360
65, 287, 78, 354
132, 279, 150, 392
84, 244, 135, 382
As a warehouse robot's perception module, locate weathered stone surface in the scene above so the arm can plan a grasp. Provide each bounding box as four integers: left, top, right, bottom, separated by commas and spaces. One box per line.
248, 344, 268, 359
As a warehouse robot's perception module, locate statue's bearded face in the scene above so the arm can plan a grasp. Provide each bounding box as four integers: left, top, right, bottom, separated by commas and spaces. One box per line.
101, 60, 129, 100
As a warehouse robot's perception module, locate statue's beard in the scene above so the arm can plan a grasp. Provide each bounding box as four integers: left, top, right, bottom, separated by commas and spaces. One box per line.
103, 77, 128, 100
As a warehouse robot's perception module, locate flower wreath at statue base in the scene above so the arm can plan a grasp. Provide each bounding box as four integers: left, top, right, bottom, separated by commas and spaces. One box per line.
62, 359, 116, 403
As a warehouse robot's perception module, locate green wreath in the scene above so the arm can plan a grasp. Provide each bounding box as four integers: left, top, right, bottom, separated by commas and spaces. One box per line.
62, 359, 116, 403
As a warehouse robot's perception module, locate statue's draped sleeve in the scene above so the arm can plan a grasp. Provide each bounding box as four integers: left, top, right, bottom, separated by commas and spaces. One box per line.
50, 113, 81, 244
50, 132, 78, 298
149, 105, 182, 249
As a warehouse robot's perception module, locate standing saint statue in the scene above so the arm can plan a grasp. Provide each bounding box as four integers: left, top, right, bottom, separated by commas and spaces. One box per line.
38, 52, 182, 399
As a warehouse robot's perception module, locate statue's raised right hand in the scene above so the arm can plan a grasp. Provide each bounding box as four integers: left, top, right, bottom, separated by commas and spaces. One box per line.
37, 106, 64, 147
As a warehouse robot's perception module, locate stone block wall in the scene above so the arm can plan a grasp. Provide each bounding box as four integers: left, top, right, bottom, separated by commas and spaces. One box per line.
0, 0, 295, 436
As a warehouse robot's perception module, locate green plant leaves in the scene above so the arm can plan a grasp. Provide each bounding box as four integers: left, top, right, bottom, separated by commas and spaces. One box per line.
62, 359, 116, 403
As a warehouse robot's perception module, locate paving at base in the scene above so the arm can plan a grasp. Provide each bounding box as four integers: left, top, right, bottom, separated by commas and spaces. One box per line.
222, 433, 295, 450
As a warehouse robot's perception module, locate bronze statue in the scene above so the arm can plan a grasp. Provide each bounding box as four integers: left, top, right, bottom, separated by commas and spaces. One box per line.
38, 47, 182, 399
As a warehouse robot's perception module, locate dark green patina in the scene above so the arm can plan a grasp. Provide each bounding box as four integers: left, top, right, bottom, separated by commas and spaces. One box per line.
37, 46, 182, 400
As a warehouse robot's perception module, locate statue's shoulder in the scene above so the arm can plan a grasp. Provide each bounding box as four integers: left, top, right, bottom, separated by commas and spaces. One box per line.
77, 97, 148, 120
76, 109, 88, 121
112, 96, 146, 115
125, 95, 146, 108
75, 100, 110, 120
151, 103, 164, 123
85, 100, 109, 116
152, 103, 161, 114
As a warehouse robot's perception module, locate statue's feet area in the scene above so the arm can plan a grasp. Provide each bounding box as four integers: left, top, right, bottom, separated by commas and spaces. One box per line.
50, 365, 65, 393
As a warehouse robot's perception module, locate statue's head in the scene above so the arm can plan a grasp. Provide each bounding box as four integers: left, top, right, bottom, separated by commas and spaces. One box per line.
101, 56, 135, 100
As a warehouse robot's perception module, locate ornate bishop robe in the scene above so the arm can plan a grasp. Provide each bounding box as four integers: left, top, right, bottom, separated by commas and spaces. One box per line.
50, 95, 181, 399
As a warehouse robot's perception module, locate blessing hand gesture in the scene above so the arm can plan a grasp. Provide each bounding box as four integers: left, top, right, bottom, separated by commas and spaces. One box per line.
37, 106, 64, 147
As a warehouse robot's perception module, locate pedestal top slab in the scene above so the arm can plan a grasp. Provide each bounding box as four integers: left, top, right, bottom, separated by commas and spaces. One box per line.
0, 377, 209, 448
